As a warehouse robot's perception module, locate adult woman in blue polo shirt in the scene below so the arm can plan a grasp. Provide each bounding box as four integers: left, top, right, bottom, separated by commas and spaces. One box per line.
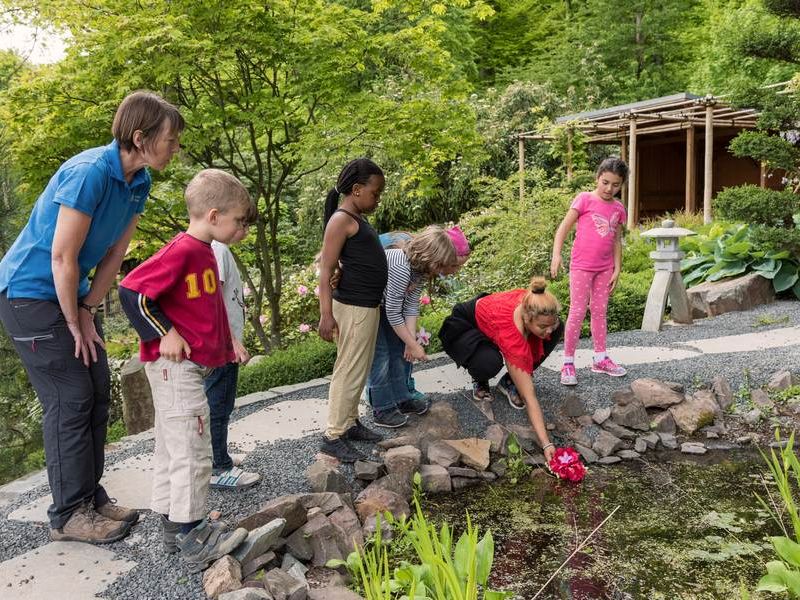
0, 91, 184, 544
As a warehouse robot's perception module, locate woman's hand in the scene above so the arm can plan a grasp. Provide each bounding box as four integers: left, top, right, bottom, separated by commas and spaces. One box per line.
69, 309, 106, 366
404, 342, 428, 362
318, 314, 338, 342
160, 328, 191, 362
543, 444, 556, 464
549, 254, 562, 279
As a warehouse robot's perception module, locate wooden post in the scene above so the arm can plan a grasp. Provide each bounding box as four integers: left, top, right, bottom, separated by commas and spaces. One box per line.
627, 117, 638, 229
566, 128, 574, 181
685, 125, 696, 213
703, 101, 714, 224
621, 137, 628, 207
760, 162, 767, 188
518, 136, 525, 203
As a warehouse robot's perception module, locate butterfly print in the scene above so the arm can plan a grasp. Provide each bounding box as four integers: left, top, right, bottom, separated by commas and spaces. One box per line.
591, 212, 621, 238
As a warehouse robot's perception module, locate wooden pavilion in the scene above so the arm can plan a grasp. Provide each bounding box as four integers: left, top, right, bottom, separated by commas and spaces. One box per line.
518, 92, 781, 228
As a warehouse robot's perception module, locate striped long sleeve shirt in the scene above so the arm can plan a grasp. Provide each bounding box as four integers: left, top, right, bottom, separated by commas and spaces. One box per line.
383, 248, 423, 327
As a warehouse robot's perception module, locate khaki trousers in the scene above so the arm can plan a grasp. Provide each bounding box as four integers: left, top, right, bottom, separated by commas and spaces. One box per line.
326, 300, 380, 438
145, 358, 212, 523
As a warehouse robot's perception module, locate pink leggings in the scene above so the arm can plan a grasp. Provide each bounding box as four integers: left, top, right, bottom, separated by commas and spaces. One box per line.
563, 268, 614, 359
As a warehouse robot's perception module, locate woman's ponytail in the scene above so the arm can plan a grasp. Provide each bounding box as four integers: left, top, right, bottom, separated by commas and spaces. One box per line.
520, 276, 560, 321
323, 188, 340, 230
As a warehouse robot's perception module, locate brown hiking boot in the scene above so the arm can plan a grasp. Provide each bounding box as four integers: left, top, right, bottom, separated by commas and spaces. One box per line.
50, 503, 130, 544
96, 498, 139, 524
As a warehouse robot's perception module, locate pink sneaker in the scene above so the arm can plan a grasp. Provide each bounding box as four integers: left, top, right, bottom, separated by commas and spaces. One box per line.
592, 357, 627, 377
560, 363, 577, 386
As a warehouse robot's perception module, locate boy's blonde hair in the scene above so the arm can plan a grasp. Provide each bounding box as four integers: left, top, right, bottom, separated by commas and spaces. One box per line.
405, 225, 457, 276
519, 276, 561, 323
185, 169, 252, 219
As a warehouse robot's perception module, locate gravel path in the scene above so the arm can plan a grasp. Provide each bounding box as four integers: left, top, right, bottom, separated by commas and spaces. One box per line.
0, 301, 798, 599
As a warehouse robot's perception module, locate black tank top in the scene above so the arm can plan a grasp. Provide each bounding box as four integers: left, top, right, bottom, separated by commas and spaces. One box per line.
332, 208, 389, 308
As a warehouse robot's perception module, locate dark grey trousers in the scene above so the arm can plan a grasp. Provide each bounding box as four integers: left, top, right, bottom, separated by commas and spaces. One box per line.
0, 292, 110, 528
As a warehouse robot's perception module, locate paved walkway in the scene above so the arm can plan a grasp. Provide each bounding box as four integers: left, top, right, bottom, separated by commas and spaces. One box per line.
1, 322, 799, 598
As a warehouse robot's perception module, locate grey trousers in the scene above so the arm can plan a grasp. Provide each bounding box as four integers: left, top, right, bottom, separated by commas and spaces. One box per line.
0, 292, 110, 528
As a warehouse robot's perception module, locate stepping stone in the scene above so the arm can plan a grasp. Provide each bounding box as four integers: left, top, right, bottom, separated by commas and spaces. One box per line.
228, 397, 331, 452
0, 541, 135, 600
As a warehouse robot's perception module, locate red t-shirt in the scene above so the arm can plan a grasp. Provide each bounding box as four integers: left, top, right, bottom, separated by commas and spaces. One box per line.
474, 289, 544, 374
120, 232, 234, 367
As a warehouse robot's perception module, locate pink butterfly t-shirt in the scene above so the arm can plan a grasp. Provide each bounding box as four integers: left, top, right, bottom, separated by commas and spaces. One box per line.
569, 192, 627, 272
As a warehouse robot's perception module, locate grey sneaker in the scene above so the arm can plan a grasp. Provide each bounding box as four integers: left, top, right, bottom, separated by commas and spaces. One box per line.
50, 502, 130, 544
372, 408, 409, 428
398, 397, 431, 415
161, 514, 181, 554
177, 520, 248, 572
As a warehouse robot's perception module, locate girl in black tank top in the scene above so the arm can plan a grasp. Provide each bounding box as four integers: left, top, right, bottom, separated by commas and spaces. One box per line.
331, 208, 388, 307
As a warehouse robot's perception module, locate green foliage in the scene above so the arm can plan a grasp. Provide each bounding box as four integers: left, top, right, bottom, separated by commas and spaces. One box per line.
502, 433, 530, 485
237, 337, 337, 397
680, 222, 800, 298
755, 431, 800, 597
714, 184, 800, 227
106, 419, 127, 444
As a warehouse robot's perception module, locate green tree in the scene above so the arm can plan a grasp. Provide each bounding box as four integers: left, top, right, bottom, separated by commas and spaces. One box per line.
3, 0, 490, 349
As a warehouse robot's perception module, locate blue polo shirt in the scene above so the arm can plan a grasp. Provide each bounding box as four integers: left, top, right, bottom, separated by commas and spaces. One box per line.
0, 140, 151, 300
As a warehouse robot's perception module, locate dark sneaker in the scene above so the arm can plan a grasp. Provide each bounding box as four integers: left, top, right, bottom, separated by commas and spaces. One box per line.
320, 435, 367, 463
161, 514, 181, 554
50, 502, 130, 544
177, 520, 248, 573
398, 396, 431, 415
496, 374, 525, 410
472, 380, 492, 402
342, 419, 383, 442
96, 498, 139, 524
372, 408, 409, 429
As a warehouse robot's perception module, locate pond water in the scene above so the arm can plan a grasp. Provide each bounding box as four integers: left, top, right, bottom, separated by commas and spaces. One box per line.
424, 450, 779, 599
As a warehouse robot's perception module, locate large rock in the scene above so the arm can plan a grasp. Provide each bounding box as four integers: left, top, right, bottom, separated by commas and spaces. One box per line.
306, 461, 350, 494
562, 393, 586, 417
264, 567, 307, 600
383, 445, 422, 481
233, 519, 287, 564
419, 464, 451, 493
302, 513, 343, 567
294, 493, 347, 514
238, 497, 307, 533
328, 505, 364, 555
601, 420, 636, 440
241, 552, 278, 579
384, 402, 461, 454
592, 407, 612, 424
750, 389, 774, 411
285, 527, 313, 562
574, 444, 599, 463
711, 376, 734, 412
219, 589, 273, 600
768, 370, 798, 391
669, 393, 718, 434
610, 401, 649, 430
442, 438, 491, 471
650, 410, 676, 434
354, 460, 383, 481
687, 272, 775, 318
354, 485, 409, 523
484, 424, 508, 454
611, 387, 637, 406
427, 440, 462, 467
592, 430, 623, 458
120, 356, 154, 434
204, 555, 243, 599
631, 378, 684, 409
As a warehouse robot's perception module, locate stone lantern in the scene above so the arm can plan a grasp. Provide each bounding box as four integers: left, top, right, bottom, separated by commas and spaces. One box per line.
640, 219, 696, 331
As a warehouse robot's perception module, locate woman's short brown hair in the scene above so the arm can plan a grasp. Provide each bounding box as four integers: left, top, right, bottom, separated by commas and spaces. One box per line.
112, 90, 185, 152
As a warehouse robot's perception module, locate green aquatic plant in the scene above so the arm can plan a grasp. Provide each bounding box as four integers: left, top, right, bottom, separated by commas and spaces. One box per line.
503, 433, 531, 485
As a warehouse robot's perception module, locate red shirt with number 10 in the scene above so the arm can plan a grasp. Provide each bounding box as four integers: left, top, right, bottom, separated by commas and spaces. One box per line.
120, 232, 234, 367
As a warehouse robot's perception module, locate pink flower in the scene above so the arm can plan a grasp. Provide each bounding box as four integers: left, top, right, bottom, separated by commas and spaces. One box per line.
420, 295, 431, 305
297, 285, 308, 296
243, 285, 252, 298
298, 323, 311, 333
548, 447, 586, 482
314, 286, 320, 297
259, 314, 268, 326
416, 327, 430, 346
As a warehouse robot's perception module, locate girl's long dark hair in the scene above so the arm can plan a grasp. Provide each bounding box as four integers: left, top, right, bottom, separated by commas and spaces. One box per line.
323, 158, 384, 230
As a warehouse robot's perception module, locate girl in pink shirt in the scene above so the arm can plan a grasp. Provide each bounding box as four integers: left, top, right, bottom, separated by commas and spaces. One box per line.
550, 158, 629, 386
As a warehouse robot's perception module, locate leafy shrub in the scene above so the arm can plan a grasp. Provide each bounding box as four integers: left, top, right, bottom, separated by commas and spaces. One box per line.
419, 309, 449, 354
714, 185, 799, 227
680, 222, 800, 298
274, 263, 321, 344
237, 336, 337, 396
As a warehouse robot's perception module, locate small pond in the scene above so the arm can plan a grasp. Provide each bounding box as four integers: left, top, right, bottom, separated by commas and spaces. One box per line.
424, 449, 778, 599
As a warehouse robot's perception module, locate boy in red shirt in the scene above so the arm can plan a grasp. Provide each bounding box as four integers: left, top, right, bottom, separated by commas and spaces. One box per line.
119, 169, 253, 571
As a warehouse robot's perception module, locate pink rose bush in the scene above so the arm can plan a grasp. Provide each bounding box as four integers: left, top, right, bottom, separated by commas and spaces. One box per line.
297, 285, 308, 296
416, 327, 430, 346
548, 447, 586, 482
420, 295, 431, 305
298, 323, 311, 333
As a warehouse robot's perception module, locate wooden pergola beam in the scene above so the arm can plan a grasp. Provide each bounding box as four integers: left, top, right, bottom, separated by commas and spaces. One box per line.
627, 118, 638, 229
704, 102, 715, 224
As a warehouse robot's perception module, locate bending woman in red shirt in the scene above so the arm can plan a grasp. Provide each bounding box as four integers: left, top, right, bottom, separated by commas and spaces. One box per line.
438, 276, 564, 462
